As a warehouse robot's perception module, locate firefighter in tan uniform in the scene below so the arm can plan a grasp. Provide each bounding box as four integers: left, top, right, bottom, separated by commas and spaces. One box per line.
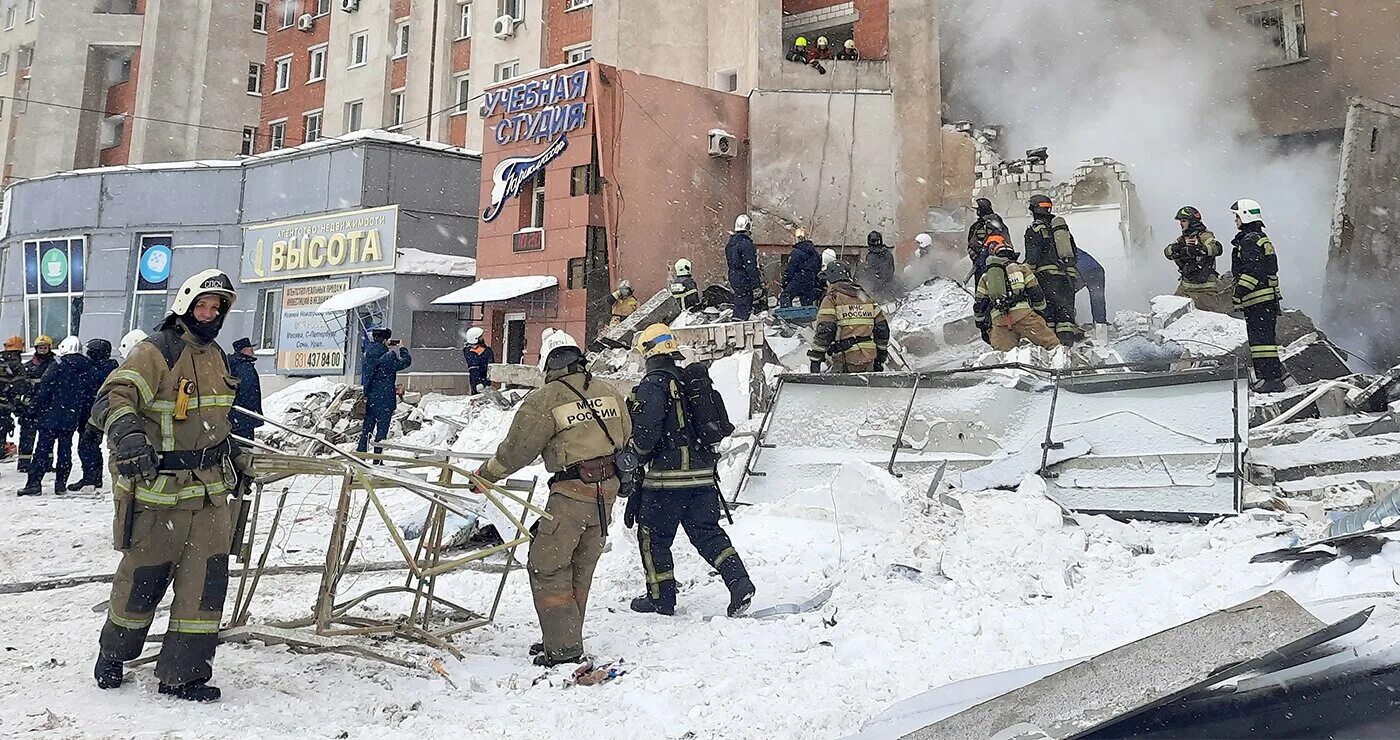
1165, 206, 1229, 313
91, 269, 246, 702
606, 280, 639, 326
808, 260, 890, 373
974, 235, 1061, 352
474, 328, 632, 667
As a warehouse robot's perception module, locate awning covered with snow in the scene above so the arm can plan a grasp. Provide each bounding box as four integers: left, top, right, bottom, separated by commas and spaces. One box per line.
394, 248, 476, 278
316, 286, 390, 314
431, 275, 557, 305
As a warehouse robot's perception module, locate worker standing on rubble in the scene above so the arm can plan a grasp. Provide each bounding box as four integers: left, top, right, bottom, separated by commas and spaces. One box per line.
726, 214, 763, 321
473, 328, 632, 667
607, 280, 638, 326
670, 259, 702, 313
1024, 195, 1083, 346
0, 336, 26, 459
968, 198, 1010, 282
463, 327, 494, 394
17, 334, 55, 472
89, 269, 247, 702
809, 260, 889, 373
1165, 206, 1227, 313
624, 323, 756, 618
974, 235, 1061, 352
862, 230, 896, 302
1230, 198, 1287, 393
780, 229, 824, 307
70, 339, 119, 492
227, 338, 264, 441
357, 327, 411, 457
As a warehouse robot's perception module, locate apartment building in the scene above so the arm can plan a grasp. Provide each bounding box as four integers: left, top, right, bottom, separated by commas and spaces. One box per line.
0, 0, 263, 185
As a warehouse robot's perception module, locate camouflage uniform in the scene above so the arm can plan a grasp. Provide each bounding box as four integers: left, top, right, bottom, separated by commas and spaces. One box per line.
975, 256, 1061, 352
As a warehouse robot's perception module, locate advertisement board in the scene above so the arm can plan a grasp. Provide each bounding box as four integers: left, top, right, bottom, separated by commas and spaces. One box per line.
242, 205, 398, 283
277, 279, 350, 375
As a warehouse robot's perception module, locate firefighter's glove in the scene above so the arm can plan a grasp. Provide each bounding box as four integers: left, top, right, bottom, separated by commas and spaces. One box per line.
114, 432, 159, 482
624, 489, 644, 529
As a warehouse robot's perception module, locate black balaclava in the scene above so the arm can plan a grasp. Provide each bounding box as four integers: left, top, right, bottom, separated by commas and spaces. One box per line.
179, 293, 229, 343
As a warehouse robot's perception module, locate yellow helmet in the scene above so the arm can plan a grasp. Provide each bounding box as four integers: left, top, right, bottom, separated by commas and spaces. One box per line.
635, 323, 679, 359
33, 335, 52, 348
3, 336, 23, 352
794, 36, 808, 48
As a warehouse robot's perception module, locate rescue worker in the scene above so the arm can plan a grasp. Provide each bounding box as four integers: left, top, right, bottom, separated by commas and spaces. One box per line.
18, 337, 95, 495
974, 235, 1061, 352
462, 327, 494, 394
71, 338, 118, 491
473, 328, 631, 666
786, 36, 810, 64
779, 229, 823, 307
0, 336, 25, 458
862, 230, 896, 302
811, 36, 835, 60
968, 198, 1010, 282
902, 233, 936, 289
1165, 206, 1227, 313
809, 260, 890, 373
357, 328, 411, 457
227, 338, 263, 441
17, 334, 55, 472
606, 280, 638, 326
1074, 247, 1108, 334
90, 269, 245, 701
669, 259, 702, 313
624, 323, 755, 618
836, 39, 860, 61
726, 214, 762, 321
1024, 195, 1082, 345
1230, 198, 1287, 393
118, 329, 148, 360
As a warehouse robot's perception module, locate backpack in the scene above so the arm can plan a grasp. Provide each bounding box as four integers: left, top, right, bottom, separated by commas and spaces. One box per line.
657, 363, 735, 448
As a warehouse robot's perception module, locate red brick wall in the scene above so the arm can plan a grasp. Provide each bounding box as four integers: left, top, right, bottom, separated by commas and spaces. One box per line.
258, 2, 330, 151
544, 0, 592, 67
99, 50, 141, 166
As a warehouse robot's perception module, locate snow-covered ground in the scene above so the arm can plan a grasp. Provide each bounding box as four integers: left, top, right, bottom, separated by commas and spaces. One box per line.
2, 381, 1397, 739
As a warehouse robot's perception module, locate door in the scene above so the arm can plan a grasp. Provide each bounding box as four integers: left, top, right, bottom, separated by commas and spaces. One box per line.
504, 312, 527, 364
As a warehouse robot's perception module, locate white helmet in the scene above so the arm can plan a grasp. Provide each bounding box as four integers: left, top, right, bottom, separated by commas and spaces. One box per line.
465, 327, 484, 344
822, 248, 838, 268
915, 233, 933, 251
674, 258, 693, 277
119, 329, 148, 359
734, 213, 752, 233
171, 268, 237, 315
1230, 198, 1264, 224
56, 336, 82, 356
538, 327, 583, 371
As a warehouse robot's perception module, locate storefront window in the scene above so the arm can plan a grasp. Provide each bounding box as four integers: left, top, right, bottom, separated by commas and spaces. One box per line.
255, 287, 282, 350
131, 234, 173, 331
23, 238, 85, 341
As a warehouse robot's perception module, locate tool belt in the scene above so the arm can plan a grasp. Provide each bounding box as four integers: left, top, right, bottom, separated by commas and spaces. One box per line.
157, 438, 233, 471
826, 336, 859, 356
551, 455, 617, 485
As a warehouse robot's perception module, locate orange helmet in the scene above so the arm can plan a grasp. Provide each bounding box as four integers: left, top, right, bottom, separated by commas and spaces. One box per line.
983, 233, 1007, 250
3, 336, 22, 352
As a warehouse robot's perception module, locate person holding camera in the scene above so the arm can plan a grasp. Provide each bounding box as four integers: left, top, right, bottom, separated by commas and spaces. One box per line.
357, 327, 411, 458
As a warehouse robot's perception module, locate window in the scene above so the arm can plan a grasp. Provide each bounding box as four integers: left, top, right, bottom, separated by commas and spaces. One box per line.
4, 7, 14, 28
268, 120, 287, 149
565, 0, 591, 9
344, 99, 363, 131
567, 257, 585, 289
17, 44, 32, 68
131, 236, 173, 332
454, 73, 471, 113
115, 56, 131, 83
241, 126, 256, 155
253, 1, 267, 31
1240, 1, 1307, 64
394, 21, 410, 58
410, 310, 468, 350
570, 163, 600, 196
100, 115, 125, 149
564, 43, 591, 64
247, 62, 263, 94
716, 68, 738, 92
494, 59, 519, 82
349, 31, 368, 67
0, 53, 9, 75
22, 238, 86, 342
388, 90, 404, 130
457, 1, 471, 38
303, 110, 322, 143
314, 0, 329, 15
25, 0, 35, 22
280, 0, 298, 28
498, 0, 522, 22
308, 44, 326, 81
273, 55, 292, 92
255, 288, 282, 351
529, 171, 545, 227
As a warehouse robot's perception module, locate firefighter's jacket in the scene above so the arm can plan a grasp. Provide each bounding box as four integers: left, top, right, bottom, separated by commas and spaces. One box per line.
1165, 227, 1224, 288
974, 257, 1049, 326
479, 368, 632, 504
608, 291, 639, 321
1025, 214, 1079, 280
92, 323, 237, 510
670, 275, 701, 312
627, 356, 718, 490
1232, 223, 1282, 309
809, 280, 889, 366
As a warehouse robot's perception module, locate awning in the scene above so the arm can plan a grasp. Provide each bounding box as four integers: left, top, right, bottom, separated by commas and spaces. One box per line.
432, 275, 557, 305
316, 286, 390, 314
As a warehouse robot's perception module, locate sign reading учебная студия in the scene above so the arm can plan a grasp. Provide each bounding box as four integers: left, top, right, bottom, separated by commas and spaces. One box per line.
242, 205, 398, 283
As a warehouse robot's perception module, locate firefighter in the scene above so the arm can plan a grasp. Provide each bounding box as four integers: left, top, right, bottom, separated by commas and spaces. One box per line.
862, 230, 896, 302
625, 323, 755, 618
118, 330, 148, 360
462, 327, 494, 394
17, 334, 55, 472
1024, 195, 1082, 345
779, 229, 823, 307
20, 336, 100, 496
968, 198, 1010, 282
1230, 198, 1287, 393
90, 269, 246, 702
809, 260, 889, 373
71, 338, 119, 491
1165, 206, 1228, 313
0, 336, 25, 458
974, 235, 1061, 352
811, 36, 835, 60
606, 280, 638, 326
786, 36, 810, 64
670, 259, 702, 312
475, 328, 631, 667
836, 39, 860, 61
726, 214, 763, 320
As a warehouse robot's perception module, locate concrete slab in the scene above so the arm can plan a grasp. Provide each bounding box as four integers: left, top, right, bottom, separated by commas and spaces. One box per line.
1249, 432, 1400, 483
594, 288, 680, 350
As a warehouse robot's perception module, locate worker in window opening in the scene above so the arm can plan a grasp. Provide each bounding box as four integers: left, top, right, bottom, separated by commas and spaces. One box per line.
836, 39, 860, 61
1023, 195, 1083, 346
606, 280, 638, 326
669, 259, 702, 313
1230, 198, 1287, 394
811, 36, 835, 61
1073, 247, 1109, 344
967, 198, 1010, 283
974, 235, 1061, 352
809, 259, 889, 373
786, 36, 810, 64
1165, 206, 1228, 314
0, 336, 27, 460
861, 230, 896, 303
473, 328, 632, 667
726, 213, 763, 321
357, 327, 411, 459
779, 228, 824, 307
462, 326, 494, 394
16, 334, 55, 472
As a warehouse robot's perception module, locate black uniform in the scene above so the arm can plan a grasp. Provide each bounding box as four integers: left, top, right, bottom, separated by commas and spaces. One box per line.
22, 352, 101, 494
74, 341, 118, 489
1025, 214, 1082, 343
0, 350, 24, 450
862, 231, 896, 302
967, 209, 1010, 281
669, 274, 702, 312
627, 355, 751, 613
16, 352, 54, 471
1232, 222, 1284, 383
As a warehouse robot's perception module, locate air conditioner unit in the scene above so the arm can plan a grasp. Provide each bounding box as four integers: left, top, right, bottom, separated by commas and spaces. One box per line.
492, 14, 516, 39
340, 0, 359, 12
297, 13, 315, 31
708, 129, 738, 158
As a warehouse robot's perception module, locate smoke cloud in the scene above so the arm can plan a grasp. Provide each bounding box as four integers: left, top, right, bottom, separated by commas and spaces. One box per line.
940, 0, 1339, 319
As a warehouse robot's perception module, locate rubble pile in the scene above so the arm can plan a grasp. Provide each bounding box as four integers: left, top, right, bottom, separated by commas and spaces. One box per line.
258, 379, 429, 453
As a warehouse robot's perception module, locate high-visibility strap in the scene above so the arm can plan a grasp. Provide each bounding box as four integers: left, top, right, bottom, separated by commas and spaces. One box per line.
168, 618, 221, 634
108, 610, 154, 630
110, 369, 156, 405
1250, 344, 1280, 358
